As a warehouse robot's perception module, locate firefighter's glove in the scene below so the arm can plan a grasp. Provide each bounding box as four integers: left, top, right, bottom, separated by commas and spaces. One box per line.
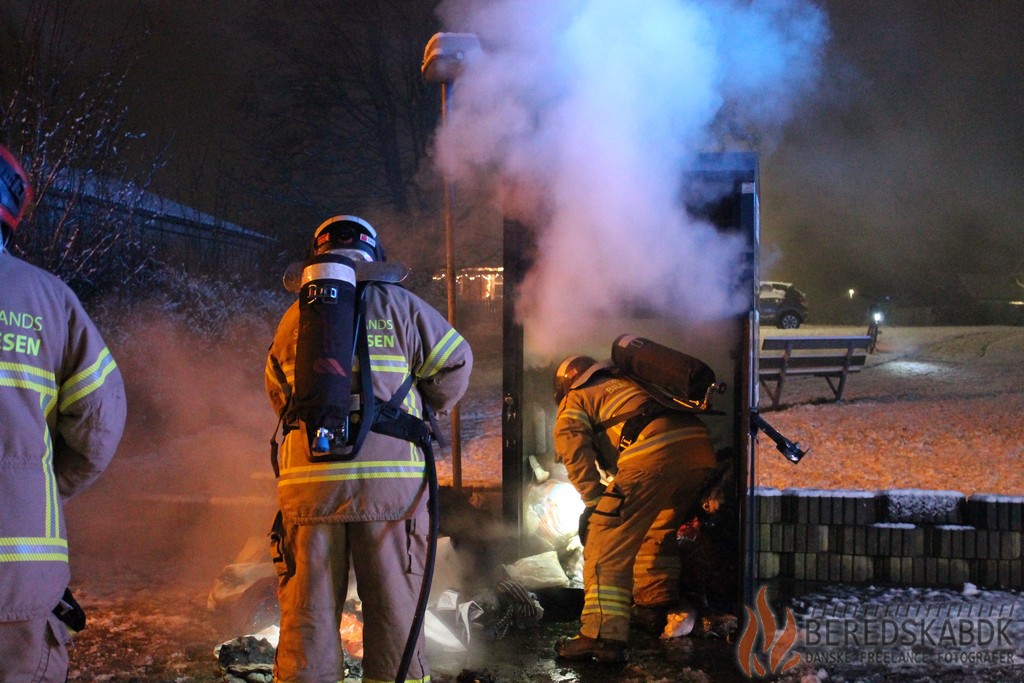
53, 587, 86, 635
269, 511, 295, 578
578, 506, 596, 546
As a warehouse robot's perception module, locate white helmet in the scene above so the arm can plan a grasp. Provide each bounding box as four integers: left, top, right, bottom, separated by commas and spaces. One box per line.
312, 215, 385, 261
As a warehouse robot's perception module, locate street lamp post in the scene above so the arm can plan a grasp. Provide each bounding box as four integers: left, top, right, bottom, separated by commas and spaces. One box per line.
422, 32, 480, 492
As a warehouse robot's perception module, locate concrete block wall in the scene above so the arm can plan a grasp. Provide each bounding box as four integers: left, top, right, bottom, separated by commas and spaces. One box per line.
754, 488, 1024, 590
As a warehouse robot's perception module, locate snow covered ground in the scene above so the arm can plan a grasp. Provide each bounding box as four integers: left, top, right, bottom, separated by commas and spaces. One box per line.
754, 325, 1024, 496
750, 326, 1024, 682
446, 325, 1024, 497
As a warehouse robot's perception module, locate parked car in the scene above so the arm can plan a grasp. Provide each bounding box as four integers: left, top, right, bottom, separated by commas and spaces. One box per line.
758, 281, 809, 329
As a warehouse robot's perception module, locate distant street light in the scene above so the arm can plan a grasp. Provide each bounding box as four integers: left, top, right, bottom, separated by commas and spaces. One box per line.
848, 288, 856, 299
422, 32, 481, 492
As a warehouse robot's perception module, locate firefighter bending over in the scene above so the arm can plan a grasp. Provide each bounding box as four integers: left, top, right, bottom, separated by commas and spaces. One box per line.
0, 144, 127, 680
265, 216, 472, 683
552, 354, 716, 663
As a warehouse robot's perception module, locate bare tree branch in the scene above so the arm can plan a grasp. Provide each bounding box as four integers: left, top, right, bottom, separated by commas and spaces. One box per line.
242, 0, 442, 222
0, 2, 167, 299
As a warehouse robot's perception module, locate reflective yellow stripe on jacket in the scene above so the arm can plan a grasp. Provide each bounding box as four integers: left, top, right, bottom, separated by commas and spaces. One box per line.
558, 383, 645, 443
277, 459, 427, 486
0, 537, 68, 563
0, 360, 57, 400
59, 347, 118, 411
597, 388, 645, 428
618, 424, 712, 466
366, 352, 426, 462
0, 361, 61, 562
417, 328, 465, 379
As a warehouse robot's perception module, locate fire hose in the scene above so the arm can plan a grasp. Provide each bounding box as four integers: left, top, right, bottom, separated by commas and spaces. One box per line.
350, 347, 443, 683
394, 432, 439, 683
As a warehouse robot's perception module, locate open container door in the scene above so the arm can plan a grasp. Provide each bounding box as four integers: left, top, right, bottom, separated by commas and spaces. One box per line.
502, 151, 760, 615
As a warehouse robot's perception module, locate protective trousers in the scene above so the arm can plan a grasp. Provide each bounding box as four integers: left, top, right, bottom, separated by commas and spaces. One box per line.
0, 614, 70, 682
580, 459, 714, 642
272, 518, 430, 683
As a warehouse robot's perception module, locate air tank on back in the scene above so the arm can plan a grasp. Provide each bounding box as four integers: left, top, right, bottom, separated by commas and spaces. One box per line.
611, 334, 720, 413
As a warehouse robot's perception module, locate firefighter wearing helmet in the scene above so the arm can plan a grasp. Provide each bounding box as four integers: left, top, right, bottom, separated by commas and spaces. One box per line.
0, 144, 126, 681
551, 349, 716, 662
265, 215, 472, 683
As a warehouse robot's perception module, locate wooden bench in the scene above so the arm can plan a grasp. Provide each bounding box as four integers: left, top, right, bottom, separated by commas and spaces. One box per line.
758, 335, 872, 409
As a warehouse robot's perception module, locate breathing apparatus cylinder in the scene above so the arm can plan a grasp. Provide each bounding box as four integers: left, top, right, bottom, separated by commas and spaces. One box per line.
292, 253, 360, 459
611, 334, 719, 412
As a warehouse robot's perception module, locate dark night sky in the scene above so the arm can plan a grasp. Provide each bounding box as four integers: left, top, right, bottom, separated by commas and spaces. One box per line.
88, 1, 1024, 316
761, 0, 1024, 313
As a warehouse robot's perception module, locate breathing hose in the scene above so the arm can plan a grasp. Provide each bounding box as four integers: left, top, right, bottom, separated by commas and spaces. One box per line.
394, 436, 439, 683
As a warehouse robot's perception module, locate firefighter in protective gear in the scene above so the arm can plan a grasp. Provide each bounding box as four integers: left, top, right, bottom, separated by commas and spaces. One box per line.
552, 356, 715, 663
0, 144, 127, 681
265, 215, 472, 683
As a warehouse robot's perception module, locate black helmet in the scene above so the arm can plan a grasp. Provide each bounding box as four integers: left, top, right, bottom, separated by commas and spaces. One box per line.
0, 144, 32, 245
312, 215, 385, 261
554, 354, 597, 403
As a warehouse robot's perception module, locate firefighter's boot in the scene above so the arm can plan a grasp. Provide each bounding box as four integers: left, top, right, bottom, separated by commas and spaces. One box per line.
555, 634, 627, 663
631, 602, 672, 635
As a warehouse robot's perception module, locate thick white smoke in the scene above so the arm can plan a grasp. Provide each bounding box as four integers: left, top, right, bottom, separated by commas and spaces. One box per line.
435, 0, 829, 358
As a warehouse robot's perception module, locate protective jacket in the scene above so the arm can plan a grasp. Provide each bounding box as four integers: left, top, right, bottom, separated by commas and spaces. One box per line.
0, 252, 126, 621
554, 371, 716, 641
555, 372, 716, 505
265, 281, 472, 523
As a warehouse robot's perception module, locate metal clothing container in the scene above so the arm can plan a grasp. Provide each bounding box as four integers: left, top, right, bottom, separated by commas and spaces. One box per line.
501, 152, 761, 612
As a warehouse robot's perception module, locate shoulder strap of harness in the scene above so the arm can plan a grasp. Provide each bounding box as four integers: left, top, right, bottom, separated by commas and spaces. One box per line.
269, 412, 284, 478
370, 372, 433, 446
617, 400, 666, 451
348, 284, 377, 452
594, 399, 666, 453
358, 283, 437, 448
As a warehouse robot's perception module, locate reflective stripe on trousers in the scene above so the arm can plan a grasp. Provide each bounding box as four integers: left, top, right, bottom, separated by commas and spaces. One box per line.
580, 466, 713, 642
